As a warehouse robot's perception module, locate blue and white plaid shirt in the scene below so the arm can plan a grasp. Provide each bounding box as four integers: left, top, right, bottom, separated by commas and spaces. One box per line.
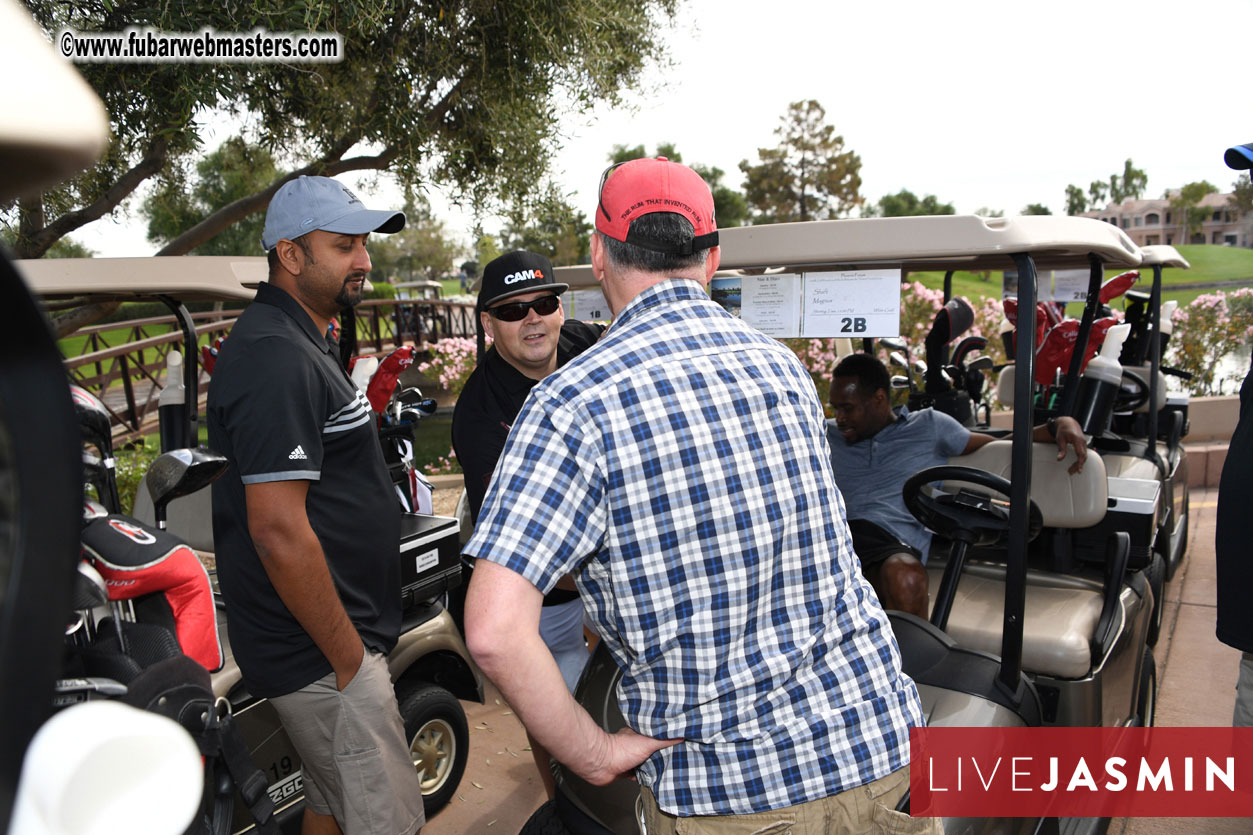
464, 279, 923, 816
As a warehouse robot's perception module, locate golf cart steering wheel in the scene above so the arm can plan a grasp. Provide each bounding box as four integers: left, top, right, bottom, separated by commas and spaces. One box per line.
1116, 369, 1150, 412
902, 466, 1043, 548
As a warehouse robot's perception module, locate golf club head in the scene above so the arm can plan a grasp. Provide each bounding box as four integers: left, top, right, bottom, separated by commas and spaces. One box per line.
951, 335, 989, 369
394, 387, 437, 414
70, 384, 114, 457
890, 375, 912, 390
889, 351, 910, 370
72, 560, 109, 610
911, 359, 928, 376
967, 355, 994, 374
878, 337, 906, 353
146, 448, 230, 513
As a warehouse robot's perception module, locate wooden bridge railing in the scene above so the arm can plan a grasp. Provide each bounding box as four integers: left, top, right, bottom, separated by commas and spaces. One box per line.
59, 297, 476, 444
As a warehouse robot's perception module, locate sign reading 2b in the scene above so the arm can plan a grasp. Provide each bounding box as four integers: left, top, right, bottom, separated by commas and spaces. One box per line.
722, 268, 901, 338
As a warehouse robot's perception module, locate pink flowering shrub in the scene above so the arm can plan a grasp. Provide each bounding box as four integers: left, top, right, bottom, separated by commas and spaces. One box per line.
414, 337, 488, 476
415, 336, 485, 396
1167, 288, 1253, 396
426, 448, 459, 476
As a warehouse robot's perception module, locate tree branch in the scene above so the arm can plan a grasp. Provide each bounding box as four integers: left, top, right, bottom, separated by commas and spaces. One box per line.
155, 76, 465, 257
18, 135, 171, 259
154, 146, 401, 255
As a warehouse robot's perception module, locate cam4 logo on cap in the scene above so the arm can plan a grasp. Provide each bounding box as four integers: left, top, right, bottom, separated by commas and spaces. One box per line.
503, 268, 544, 285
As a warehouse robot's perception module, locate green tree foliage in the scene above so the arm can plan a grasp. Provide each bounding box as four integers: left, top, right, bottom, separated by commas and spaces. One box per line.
474, 232, 503, 276
11, 1, 678, 263
739, 100, 862, 222
143, 136, 278, 255
367, 196, 463, 284
974, 207, 1004, 218
499, 184, 591, 267
0, 230, 94, 258
1088, 180, 1108, 209
1170, 181, 1219, 239
605, 144, 747, 228
1109, 159, 1148, 203
1229, 173, 1253, 216
1065, 185, 1088, 216
866, 189, 955, 217
1021, 203, 1052, 215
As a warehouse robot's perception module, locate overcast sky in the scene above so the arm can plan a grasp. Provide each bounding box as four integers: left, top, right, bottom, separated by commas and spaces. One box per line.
75, 0, 1251, 258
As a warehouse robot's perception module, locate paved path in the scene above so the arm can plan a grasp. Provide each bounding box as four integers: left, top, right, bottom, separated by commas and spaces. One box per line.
425, 486, 1247, 834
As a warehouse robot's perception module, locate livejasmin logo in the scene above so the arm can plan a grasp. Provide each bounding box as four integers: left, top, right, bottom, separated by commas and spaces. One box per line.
926, 752, 1233, 793
910, 727, 1253, 818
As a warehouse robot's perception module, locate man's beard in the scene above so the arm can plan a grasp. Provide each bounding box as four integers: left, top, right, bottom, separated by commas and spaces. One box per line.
335, 274, 365, 308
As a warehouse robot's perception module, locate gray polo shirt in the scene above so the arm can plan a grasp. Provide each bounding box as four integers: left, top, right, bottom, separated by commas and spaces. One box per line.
826, 407, 970, 559
207, 282, 401, 697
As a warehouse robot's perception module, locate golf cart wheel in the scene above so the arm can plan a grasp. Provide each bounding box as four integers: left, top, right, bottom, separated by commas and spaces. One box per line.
395, 682, 469, 816
520, 799, 571, 835
1137, 648, 1157, 727
1145, 553, 1165, 648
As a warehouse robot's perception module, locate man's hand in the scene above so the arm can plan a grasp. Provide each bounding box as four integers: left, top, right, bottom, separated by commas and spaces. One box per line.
1053, 416, 1088, 474
582, 727, 682, 786
466, 560, 681, 786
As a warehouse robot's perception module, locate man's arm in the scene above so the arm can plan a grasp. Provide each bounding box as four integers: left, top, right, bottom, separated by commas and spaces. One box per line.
962, 416, 1088, 474
464, 560, 677, 785
245, 479, 364, 690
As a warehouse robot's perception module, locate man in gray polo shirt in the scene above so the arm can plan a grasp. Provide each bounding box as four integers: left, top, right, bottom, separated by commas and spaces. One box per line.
827, 353, 1087, 618
208, 176, 424, 835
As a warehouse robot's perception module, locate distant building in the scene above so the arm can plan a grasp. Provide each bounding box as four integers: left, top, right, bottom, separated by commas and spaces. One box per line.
1081, 191, 1248, 248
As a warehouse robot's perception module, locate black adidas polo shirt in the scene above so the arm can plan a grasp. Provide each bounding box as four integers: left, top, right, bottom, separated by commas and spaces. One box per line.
208, 281, 401, 698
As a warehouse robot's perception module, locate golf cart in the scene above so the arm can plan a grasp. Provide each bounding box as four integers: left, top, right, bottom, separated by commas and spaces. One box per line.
21, 255, 483, 833
522, 214, 1153, 835
988, 244, 1191, 647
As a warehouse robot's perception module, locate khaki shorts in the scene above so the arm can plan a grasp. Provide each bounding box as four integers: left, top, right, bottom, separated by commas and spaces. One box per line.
637, 766, 941, 834
270, 650, 424, 835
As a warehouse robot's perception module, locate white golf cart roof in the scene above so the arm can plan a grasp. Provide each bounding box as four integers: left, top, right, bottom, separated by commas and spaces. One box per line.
1138, 244, 1190, 270
0, 0, 108, 203
553, 214, 1143, 289
18, 256, 263, 302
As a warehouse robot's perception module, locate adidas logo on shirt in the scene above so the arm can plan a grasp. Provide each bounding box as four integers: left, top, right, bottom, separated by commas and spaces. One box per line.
289, 445, 307, 460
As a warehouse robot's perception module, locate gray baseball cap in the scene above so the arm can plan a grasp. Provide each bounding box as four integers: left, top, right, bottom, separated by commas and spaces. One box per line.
261, 175, 405, 251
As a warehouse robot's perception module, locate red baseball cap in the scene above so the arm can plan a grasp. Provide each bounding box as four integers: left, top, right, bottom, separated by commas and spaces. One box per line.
594, 157, 719, 255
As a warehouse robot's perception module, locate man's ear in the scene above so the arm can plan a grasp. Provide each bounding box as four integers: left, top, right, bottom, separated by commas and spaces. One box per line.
702, 246, 721, 284
480, 311, 496, 342
274, 239, 303, 275
589, 232, 606, 285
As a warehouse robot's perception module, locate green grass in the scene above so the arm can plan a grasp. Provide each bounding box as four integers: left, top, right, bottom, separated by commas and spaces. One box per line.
908, 245, 1253, 308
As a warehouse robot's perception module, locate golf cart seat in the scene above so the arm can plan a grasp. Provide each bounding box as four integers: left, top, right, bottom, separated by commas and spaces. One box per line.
924, 441, 1114, 680
995, 363, 1016, 407
1101, 452, 1160, 481
890, 610, 1043, 727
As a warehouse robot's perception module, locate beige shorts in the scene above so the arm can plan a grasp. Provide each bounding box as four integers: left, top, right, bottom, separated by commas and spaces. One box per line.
637, 766, 941, 834
270, 650, 424, 835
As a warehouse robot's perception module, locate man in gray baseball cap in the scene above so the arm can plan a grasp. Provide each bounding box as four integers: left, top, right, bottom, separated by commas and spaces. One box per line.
208, 176, 424, 834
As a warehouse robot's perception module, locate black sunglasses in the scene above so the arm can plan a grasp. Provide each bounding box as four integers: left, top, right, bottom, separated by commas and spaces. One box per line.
486, 294, 561, 322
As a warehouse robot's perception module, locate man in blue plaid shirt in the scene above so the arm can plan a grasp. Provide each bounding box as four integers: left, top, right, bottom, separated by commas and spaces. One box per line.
464, 158, 930, 832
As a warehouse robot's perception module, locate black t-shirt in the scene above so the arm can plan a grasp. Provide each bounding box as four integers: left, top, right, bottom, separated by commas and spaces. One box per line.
1217, 361, 1253, 651
453, 319, 605, 525
207, 282, 402, 697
